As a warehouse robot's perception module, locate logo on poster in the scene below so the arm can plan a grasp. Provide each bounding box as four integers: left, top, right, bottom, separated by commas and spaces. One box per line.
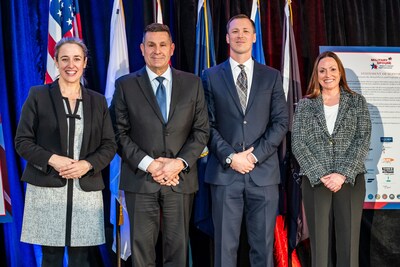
380, 137, 393, 142
382, 167, 394, 174
382, 158, 395, 164
370, 57, 394, 70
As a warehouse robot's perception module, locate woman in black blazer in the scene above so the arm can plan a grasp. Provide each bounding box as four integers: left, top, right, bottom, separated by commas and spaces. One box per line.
15, 37, 117, 267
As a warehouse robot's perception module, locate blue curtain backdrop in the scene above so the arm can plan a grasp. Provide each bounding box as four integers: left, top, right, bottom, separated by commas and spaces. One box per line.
1, 1, 47, 266
2, 0, 400, 266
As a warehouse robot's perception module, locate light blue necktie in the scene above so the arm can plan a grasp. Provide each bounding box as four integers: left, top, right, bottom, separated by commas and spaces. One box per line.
155, 76, 167, 122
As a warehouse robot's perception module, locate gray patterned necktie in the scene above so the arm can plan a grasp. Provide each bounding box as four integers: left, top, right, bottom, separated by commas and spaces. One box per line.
236, 64, 248, 113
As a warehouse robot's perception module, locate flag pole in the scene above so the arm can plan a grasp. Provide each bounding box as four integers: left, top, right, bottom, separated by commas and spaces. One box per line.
116, 199, 121, 267
152, 0, 157, 22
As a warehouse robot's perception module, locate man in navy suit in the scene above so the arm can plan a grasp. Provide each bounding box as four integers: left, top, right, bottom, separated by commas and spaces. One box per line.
202, 14, 288, 267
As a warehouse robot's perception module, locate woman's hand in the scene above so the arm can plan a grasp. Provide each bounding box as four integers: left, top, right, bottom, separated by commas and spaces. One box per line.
58, 159, 92, 179
321, 173, 346, 193
48, 154, 77, 173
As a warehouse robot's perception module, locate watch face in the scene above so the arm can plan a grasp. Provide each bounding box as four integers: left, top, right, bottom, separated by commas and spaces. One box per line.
226, 157, 232, 164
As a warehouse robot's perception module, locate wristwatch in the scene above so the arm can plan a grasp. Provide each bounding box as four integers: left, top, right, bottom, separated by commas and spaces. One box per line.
225, 153, 235, 165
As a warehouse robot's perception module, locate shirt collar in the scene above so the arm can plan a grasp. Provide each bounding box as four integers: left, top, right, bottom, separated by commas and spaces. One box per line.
229, 57, 253, 71
146, 66, 172, 82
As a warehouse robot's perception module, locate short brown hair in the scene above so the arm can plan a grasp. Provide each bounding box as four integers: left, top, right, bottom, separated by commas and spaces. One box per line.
226, 14, 255, 33
143, 23, 172, 42
306, 51, 354, 98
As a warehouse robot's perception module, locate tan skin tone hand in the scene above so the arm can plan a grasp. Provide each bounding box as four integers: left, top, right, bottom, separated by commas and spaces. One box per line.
49, 154, 92, 179
320, 173, 346, 193
147, 158, 182, 186
230, 147, 255, 174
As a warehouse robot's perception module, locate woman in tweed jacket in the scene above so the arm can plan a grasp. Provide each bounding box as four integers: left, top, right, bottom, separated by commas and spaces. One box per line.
292, 51, 371, 267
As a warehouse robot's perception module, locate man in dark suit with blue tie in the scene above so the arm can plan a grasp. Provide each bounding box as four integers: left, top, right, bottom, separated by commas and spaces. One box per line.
202, 14, 289, 267
110, 23, 209, 266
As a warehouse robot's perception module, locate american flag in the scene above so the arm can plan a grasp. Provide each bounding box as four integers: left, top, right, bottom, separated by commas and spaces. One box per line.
45, 0, 82, 84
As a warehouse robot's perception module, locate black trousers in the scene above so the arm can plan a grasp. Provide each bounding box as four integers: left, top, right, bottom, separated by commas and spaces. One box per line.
41, 246, 89, 267
302, 174, 365, 267
125, 187, 194, 267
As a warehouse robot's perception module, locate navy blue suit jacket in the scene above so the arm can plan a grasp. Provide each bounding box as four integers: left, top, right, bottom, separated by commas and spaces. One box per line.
202, 59, 289, 186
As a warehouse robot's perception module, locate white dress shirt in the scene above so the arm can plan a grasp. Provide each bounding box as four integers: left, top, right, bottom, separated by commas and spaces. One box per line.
324, 104, 339, 135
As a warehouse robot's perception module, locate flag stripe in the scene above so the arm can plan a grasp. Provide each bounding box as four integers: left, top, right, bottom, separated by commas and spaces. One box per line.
48, 16, 62, 44
47, 34, 57, 58
46, 51, 56, 83
203, 0, 211, 68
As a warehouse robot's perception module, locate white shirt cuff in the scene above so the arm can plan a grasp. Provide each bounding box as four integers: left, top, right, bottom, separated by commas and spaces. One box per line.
251, 153, 258, 163
138, 155, 154, 172
177, 157, 188, 170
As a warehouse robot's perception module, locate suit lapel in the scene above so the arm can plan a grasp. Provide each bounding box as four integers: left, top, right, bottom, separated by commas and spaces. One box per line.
49, 81, 68, 156
169, 68, 180, 121
137, 67, 165, 123
221, 60, 243, 114
246, 61, 261, 113
80, 86, 91, 158
311, 96, 331, 136
332, 89, 350, 135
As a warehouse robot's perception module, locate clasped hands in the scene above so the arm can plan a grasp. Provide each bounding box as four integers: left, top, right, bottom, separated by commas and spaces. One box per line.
320, 173, 346, 193
230, 147, 256, 174
48, 154, 92, 179
147, 157, 184, 186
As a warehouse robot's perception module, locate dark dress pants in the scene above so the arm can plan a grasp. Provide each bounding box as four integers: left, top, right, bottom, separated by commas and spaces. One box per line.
125, 186, 193, 267
41, 246, 89, 267
302, 174, 365, 267
211, 174, 279, 267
